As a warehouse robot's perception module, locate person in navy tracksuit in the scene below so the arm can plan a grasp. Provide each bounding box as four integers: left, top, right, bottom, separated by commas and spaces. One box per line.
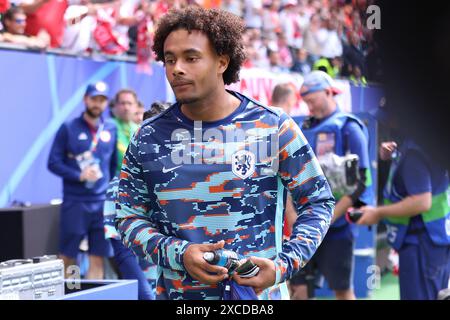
48, 81, 117, 279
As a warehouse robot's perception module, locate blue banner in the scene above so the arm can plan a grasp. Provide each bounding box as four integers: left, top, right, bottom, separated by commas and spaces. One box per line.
0, 49, 168, 207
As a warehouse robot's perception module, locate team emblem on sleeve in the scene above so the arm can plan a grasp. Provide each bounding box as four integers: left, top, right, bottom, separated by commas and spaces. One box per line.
232, 150, 256, 179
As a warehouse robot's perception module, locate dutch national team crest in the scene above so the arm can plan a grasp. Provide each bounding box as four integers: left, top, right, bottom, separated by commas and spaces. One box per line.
232, 150, 256, 179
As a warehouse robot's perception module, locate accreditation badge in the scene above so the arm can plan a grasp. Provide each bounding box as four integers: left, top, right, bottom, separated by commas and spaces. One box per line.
316, 132, 336, 157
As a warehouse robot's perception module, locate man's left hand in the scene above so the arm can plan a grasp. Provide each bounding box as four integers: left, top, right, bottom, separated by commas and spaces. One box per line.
357, 206, 382, 225
231, 256, 276, 295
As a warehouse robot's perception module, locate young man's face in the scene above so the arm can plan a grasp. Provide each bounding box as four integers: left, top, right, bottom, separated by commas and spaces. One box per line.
163, 29, 228, 105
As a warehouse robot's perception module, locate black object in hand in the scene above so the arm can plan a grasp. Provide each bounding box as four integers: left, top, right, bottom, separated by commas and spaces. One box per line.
235, 259, 260, 278
346, 210, 363, 223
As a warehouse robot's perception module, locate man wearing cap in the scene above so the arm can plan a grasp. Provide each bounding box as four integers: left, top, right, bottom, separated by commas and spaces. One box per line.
289, 70, 374, 299
48, 81, 117, 279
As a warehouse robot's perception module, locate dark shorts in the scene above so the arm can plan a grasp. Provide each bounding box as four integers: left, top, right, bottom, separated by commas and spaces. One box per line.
59, 199, 111, 259
290, 235, 355, 291
399, 231, 450, 300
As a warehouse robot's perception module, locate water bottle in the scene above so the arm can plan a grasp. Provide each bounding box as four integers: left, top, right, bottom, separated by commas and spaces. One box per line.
204, 249, 260, 278
203, 249, 240, 273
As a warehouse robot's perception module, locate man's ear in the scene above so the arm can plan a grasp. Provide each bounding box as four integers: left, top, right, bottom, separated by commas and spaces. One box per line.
218, 54, 230, 74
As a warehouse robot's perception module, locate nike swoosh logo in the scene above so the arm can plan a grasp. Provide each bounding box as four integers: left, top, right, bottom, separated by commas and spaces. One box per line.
162, 165, 182, 173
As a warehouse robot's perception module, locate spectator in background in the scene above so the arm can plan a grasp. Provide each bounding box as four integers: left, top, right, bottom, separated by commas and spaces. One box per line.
246, 27, 269, 69
220, 0, 242, 17
276, 31, 293, 69
127, 0, 155, 56
296, 0, 311, 31
313, 55, 342, 78
350, 9, 364, 39
290, 47, 311, 75
48, 81, 117, 279
319, 17, 343, 60
332, 55, 343, 77
342, 30, 366, 79
348, 64, 367, 86
151, 0, 184, 21
244, 0, 263, 29
267, 47, 289, 73
61, 1, 94, 53
111, 0, 146, 54
132, 100, 145, 124
109, 88, 139, 175
1, 0, 378, 84
313, 56, 334, 77
341, 1, 354, 31
279, 0, 303, 51
242, 43, 256, 68
262, 0, 281, 36
90, 0, 135, 55
14, 0, 68, 48
302, 13, 324, 62
271, 82, 297, 115
0, 6, 49, 48
63, 0, 151, 55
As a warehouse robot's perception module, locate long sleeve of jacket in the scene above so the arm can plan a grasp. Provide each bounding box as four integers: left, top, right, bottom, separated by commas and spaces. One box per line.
115, 128, 191, 271
47, 124, 81, 182
273, 115, 335, 284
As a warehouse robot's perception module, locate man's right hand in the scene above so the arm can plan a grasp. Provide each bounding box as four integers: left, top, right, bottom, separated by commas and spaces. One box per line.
379, 141, 397, 161
79, 166, 98, 182
183, 240, 229, 285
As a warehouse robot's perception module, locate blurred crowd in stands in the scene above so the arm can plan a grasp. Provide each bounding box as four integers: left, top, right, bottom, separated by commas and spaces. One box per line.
0, 0, 382, 83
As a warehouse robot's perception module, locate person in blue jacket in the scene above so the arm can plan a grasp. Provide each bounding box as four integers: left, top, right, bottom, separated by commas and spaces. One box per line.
357, 110, 450, 300
48, 81, 117, 279
289, 71, 375, 300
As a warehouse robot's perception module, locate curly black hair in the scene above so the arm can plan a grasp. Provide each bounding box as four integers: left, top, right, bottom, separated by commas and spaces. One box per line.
152, 6, 246, 85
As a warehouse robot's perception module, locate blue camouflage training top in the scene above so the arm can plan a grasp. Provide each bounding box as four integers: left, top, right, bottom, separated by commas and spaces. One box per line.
115, 90, 334, 300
